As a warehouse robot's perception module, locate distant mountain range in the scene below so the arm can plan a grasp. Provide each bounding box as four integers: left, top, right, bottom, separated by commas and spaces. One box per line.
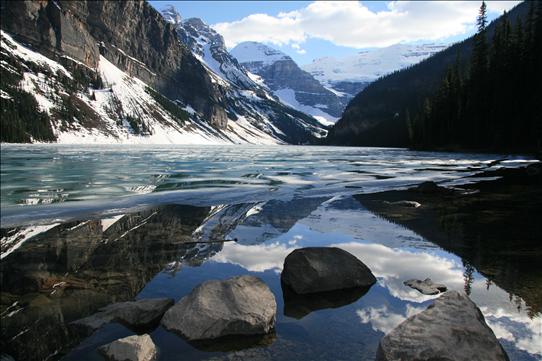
230, 41, 347, 125
0, 0, 462, 145
0, 1, 326, 145
326, 1, 530, 148
302, 43, 448, 98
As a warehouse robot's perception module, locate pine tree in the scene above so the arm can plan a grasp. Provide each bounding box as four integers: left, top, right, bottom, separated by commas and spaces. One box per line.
469, 1, 489, 147
409, 1, 541, 152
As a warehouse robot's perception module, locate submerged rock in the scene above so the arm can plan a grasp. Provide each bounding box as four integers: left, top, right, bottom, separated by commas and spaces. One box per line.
71, 298, 173, 335
404, 278, 447, 295
384, 200, 421, 208
415, 181, 452, 194
376, 291, 509, 361
161, 275, 276, 340
281, 247, 376, 294
99, 334, 157, 361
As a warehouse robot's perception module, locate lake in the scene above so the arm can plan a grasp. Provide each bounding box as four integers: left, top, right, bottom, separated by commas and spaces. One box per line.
0, 144, 540, 361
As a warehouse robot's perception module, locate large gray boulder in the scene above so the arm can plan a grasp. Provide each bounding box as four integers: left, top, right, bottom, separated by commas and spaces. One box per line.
376, 291, 509, 361
161, 275, 276, 340
99, 334, 157, 361
281, 247, 376, 294
71, 298, 173, 335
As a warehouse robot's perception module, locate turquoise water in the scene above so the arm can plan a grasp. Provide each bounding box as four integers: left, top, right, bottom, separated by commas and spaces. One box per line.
0, 145, 540, 361
0, 144, 534, 227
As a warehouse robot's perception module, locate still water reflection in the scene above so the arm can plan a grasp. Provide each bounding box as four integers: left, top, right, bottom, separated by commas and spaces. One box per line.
1, 195, 540, 361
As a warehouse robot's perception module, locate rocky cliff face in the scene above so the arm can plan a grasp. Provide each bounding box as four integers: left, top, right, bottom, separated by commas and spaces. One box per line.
0, 0, 325, 144
0, 0, 225, 125
231, 41, 346, 124
161, 8, 327, 142
170, 13, 256, 90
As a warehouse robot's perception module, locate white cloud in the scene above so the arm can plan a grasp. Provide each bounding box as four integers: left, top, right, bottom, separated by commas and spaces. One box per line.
213, 1, 522, 49
291, 43, 306, 55
357, 304, 426, 334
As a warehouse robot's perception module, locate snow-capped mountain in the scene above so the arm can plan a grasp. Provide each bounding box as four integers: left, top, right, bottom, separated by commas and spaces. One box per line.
303, 43, 448, 99
162, 7, 328, 140
163, 7, 256, 90
231, 41, 347, 125
0, 1, 326, 145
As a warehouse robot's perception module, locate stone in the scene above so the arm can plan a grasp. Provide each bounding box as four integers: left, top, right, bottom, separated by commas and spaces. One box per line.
376, 291, 510, 361
404, 278, 447, 295
71, 298, 173, 335
384, 200, 421, 208
99, 334, 157, 361
161, 275, 276, 340
281, 247, 376, 294
414, 181, 452, 194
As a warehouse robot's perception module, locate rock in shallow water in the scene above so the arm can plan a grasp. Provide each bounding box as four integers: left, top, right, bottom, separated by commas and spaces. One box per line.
404, 278, 447, 295
384, 200, 421, 208
161, 275, 276, 340
376, 291, 509, 361
99, 334, 157, 361
281, 247, 376, 294
71, 298, 173, 335
415, 181, 453, 194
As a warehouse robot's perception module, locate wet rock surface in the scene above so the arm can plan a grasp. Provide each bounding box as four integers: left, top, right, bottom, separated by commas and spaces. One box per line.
384, 200, 421, 208
403, 278, 447, 295
99, 334, 157, 361
71, 298, 173, 335
415, 181, 453, 194
376, 291, 510, 361
281, 247, 376, 294
161, 275, 276, 341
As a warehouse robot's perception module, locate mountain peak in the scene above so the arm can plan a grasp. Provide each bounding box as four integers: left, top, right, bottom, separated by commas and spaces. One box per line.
161, 5, 182, 26
230, 42, 290, 66
183, 17, 207, 29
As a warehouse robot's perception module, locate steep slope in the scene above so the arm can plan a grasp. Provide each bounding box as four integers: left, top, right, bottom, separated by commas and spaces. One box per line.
165, 9, 256, 90
161, 7, 327, 142
231, 41, 346, 124
326, 2, 529, 147
302, 43, 447, 99
0, 0, 325, 144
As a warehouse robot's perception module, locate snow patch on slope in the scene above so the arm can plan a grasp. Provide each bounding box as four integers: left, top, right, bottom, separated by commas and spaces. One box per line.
230, 41, 290, 66
273, 88, 338, 125
1, 223, 60, 260
1, 30, 72, 78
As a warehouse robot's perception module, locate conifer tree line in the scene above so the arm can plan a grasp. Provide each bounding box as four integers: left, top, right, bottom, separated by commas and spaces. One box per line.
409, 1, 542, 152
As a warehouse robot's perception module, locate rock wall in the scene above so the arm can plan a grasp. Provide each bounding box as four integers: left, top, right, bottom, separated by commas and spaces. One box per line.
0, 0, 229, 128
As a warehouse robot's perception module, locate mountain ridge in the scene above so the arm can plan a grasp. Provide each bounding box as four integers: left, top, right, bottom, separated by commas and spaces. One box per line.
0, 0, 326, 144
231, 41, 347, 124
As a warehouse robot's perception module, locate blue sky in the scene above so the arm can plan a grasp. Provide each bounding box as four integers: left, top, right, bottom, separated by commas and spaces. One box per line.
149, 1, 521, 65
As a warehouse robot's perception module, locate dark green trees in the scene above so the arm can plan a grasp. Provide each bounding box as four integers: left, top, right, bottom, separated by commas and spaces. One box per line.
411, 1, 542, 152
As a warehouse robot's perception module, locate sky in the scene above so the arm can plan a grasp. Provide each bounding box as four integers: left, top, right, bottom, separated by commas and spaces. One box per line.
149, 1, 522, 65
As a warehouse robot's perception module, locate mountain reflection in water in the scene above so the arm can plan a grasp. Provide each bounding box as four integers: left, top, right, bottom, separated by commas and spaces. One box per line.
1, 195, 540, 361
